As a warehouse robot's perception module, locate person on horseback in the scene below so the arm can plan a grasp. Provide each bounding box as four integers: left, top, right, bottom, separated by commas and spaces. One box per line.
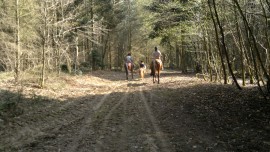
125, 52, 134, 67
150, 47, 162, 76
124, 52, 134, 80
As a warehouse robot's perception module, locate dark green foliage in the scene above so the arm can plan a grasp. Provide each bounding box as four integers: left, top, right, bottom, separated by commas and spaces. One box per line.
146, 1, 195, 39
92, 49, 102, 69
61, 64, 69, 72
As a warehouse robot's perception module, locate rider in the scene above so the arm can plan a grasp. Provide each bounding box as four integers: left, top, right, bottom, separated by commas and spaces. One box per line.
139, 61, 146, 69
150, 46, 162, 76
125, 52, 134, 68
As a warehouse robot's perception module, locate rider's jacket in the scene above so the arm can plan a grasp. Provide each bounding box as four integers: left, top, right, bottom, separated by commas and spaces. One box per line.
125, 56, 133, 63
152, 50, 162, 60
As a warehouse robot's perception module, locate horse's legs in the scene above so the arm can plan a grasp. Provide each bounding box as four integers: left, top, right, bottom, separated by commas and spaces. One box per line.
157, 69, 160, 84
124, 64, 128, 80
152, 64, 155, 83
129, 65, 133, 79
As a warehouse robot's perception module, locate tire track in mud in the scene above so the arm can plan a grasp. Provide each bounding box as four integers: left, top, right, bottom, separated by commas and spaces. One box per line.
138, 86, 173, 152
18, 83, 126, 151
94, 87, 130, 152
92, 83, 150, 152
66, 92, 114, 152
60, 83, 128, 151
92, 83, 174, 152
9, 79, 174, 151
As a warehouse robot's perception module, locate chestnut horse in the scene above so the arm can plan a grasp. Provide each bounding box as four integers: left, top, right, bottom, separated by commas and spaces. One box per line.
152, 59, 162, 84
124, 63, 134, 80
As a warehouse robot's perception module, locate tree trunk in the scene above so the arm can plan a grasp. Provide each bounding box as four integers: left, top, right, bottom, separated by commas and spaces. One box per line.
15, 0, 20, 83
207, 0, 228, 84
90, 0, 95, 70
212, 0, 242, 90
175, 43, 180, 69
259, 0, 270, 74
41, 1, 48, 88
232, 4, 246, 86
233, 0, 270, 82
127, 0, 132, 53
75, 36, 79, 73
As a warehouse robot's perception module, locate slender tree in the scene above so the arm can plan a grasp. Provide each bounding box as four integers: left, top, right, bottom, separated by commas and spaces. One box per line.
207, 0, 228, 84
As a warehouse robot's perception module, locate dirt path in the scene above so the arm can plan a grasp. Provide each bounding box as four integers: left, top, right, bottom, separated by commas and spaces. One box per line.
0, 70, 270, 151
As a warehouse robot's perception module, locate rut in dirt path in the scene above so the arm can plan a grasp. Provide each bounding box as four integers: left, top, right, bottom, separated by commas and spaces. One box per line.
94, 87, 130, 152
17, 84, 126, 152
2, 71, 270, 152
91, 84, 174, 152
139, 86, 172, 152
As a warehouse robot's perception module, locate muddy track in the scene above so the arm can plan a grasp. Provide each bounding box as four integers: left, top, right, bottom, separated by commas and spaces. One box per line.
14, 81, 170, 152
18, 83, 128, 152
18, 81, 175, 152
0, 75, 217, 152
1, 71, 269, 152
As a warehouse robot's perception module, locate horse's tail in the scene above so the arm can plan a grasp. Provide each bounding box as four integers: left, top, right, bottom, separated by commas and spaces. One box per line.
127, 63, 133, 71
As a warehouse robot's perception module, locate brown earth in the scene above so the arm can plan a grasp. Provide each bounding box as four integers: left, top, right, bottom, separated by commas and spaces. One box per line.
0, 70, 270, 152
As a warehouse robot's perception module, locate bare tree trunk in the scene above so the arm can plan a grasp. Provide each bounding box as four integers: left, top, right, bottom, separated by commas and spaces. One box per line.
175, 43, 180, 69
231, 4, 246, 86
15, 0, 20, 83
233, 0, 270, 83
41, 1, 48, 88
101, 33, 110, 70
259, 0, 270, 74
212, 0, 242, 90
90, 0, 94, 70
75, 36, 79, 73
203, 27, 213, 81
127, 0, 132, 53
206, 29, 220, 82
180, 39, 187, 73
266, 0, 270, 12
207, 0, 228, 84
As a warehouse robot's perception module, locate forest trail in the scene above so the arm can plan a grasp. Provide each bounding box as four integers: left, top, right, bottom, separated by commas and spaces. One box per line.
0, 70, 270, 152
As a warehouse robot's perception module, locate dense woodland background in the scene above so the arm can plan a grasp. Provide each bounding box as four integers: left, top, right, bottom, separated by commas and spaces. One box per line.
1, 0, 270, 92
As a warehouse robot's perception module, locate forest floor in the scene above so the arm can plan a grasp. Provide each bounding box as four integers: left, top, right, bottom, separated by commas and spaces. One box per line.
0, 70, 270, 152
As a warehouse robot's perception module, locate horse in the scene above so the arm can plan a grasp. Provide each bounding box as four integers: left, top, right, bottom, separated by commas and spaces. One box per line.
152, 59, 162, 84
124, 62, 134, 80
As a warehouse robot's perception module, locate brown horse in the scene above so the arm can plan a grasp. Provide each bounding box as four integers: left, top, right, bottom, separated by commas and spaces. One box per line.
124, 63, 134, 80
152, 59, 162, 84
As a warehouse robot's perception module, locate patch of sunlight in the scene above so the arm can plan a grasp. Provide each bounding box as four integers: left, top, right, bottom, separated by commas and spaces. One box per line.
0, 72, 14, 82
